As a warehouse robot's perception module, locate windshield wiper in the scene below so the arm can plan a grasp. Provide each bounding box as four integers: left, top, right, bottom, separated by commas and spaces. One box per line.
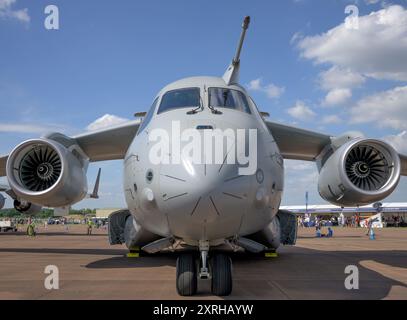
208, 105, 222, 114
187, 96, 205, 115
187, 105, 201, 115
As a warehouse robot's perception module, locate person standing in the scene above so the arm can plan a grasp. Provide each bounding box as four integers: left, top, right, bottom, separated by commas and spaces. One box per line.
366, 219, 372, 236
87, 219, 93, 235
27, 220, 36, 237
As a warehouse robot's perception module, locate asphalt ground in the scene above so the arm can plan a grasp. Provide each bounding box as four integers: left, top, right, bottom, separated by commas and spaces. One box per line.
0, 225, 406, 300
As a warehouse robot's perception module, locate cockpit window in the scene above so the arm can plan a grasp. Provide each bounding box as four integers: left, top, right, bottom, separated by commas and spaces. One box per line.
158, 87, 201, 114
209, 88, 251, 114
137, 98, 158, 135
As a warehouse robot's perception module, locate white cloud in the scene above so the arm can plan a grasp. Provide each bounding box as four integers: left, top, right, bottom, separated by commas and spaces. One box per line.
0, 0, 30, 23
0, 0, 14, 9
321, 114, 342, 124
284, 159, 319, 205
365, 0, 380, 4
350, 86, 407, 130
319, 66, 365, 91
287, 100, 316, 121
0, 123, 60, 134
284, 160, 314, 171
248, 79, 261, 90
383, 131, 407, 154
323, 88, 352, 106
297, 5, 407, 81
86, 114, 129, 131
296, 171, 319, 186
247, 78, 285, 99
290, 31, 303, 45
318, 64, 365, 107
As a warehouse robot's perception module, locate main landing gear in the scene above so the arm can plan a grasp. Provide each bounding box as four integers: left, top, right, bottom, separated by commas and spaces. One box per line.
176, 241, 233, 296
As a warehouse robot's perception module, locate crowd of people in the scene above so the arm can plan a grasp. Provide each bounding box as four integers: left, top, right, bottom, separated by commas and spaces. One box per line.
297, 211, 406, 240
1, 217, 108, 237
298, 213, 406, 229
382, 215, 406, 227
297, 215, 338, 228
338, 214, 361, 227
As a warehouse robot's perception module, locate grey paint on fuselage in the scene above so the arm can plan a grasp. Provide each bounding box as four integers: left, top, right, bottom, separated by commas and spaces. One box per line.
123, 77, 284, 246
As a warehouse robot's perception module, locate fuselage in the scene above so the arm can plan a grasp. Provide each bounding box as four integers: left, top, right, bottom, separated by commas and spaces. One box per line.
123, 77, 284, 244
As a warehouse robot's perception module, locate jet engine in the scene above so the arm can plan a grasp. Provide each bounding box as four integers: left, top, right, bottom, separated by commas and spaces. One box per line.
318, 138, 401, 206
6, 139, 88, 208
0, 194, 5, 210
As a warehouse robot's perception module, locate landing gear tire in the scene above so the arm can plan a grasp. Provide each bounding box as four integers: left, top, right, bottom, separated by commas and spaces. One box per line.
176, 253, 197, 296
211, 253, 232, 296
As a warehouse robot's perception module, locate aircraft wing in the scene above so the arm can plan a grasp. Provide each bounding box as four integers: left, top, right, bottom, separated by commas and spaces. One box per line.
0, 119, 141, 178
265, 120, 407, 176
265, 121, 332, 161
72, 119, 141, 162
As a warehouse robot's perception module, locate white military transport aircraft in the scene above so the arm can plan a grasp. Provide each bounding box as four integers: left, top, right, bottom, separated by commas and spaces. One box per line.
1, 17, 406, 296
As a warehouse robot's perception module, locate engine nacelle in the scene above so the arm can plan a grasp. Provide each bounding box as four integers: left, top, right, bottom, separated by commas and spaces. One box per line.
0, 194, 5, 210
318, 139, 401, 206
6, 139, 88, 208
14, 200, 42, 215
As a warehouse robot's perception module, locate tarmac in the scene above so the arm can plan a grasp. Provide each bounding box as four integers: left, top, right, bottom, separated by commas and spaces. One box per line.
0, 225, 406, 300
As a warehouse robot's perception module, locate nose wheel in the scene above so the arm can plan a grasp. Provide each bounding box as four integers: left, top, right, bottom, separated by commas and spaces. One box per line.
211, 253, 233, 296
176, 254, 197, 296
175, 251, 233, 296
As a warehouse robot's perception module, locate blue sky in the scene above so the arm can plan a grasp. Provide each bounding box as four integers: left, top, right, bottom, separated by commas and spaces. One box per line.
1, 0, 407, 208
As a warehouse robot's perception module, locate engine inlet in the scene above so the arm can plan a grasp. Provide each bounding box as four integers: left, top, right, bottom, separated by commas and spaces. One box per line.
19, 145, 62, 192
345, 145, 390, 191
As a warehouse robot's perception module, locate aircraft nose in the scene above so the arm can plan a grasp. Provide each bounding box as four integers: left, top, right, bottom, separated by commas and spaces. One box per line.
159, 157, 254, 240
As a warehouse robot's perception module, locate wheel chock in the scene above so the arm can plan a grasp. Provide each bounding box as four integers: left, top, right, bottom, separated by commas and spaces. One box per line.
265, 251, 278, 258
127, 252, 140, 258
127, 247, 140, 258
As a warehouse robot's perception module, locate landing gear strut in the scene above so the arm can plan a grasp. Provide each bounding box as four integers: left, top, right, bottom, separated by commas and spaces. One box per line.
198, 240, 210, 280
175, 242, 233, 296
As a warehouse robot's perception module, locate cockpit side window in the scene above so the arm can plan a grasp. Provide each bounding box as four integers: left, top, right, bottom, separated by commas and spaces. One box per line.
137, 98, 158, 135
158, 87, 201, 114
209, 88, 251, 114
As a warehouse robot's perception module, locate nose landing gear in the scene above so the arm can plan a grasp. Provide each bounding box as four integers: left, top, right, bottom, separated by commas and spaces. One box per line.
198, 240, 210, 280
176, 254, 197, 296
211, 253, 233, 296
175, 242, 233, 296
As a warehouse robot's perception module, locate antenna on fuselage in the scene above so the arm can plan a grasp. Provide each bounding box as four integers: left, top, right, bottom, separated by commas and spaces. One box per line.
222, 16, 251, 86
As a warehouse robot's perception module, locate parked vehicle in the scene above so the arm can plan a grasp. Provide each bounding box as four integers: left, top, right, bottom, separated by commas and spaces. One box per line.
0, 220, 18, 232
